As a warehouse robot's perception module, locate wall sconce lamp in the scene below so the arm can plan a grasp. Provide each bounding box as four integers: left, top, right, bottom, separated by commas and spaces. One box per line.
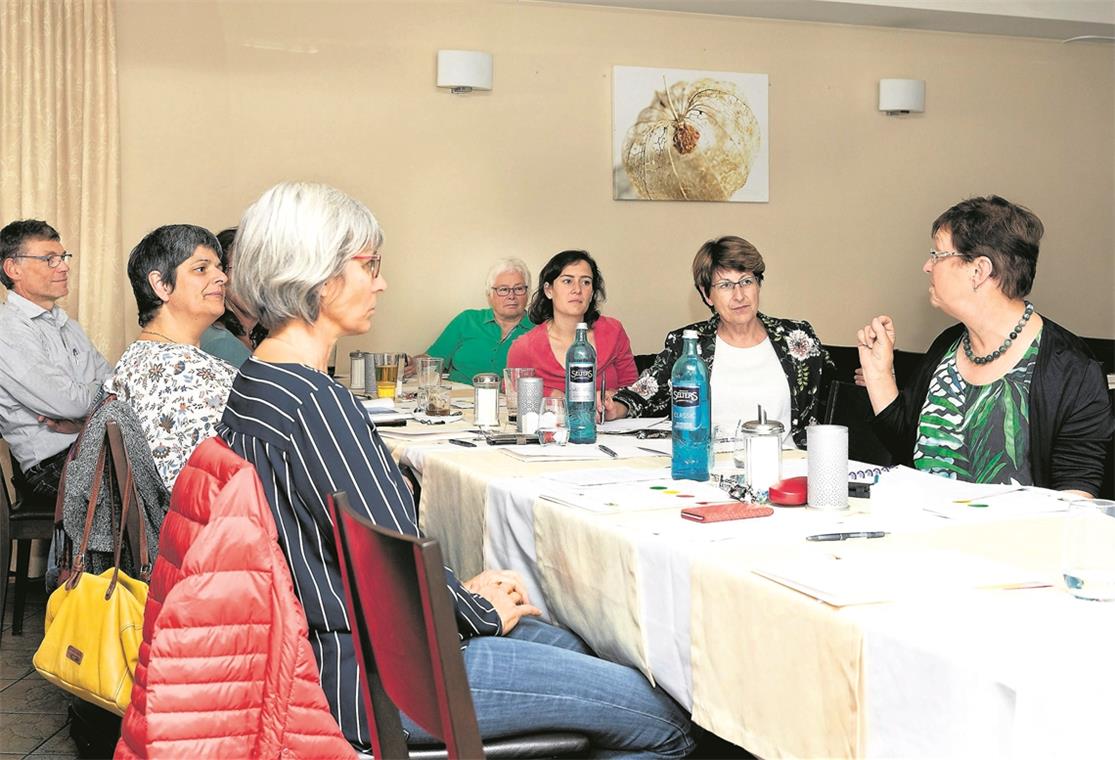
437, 50, 492, 94
878, 79, 925, 115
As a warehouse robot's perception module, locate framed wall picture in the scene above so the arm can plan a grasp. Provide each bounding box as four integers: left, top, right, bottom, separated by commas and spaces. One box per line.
613, 65, 769, 202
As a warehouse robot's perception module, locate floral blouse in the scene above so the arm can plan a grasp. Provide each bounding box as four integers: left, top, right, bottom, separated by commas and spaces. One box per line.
104, 340, 237, 490
612, 313, 833, 448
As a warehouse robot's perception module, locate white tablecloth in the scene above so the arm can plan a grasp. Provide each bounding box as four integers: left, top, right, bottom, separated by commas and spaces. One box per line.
386, 436, 1115, 757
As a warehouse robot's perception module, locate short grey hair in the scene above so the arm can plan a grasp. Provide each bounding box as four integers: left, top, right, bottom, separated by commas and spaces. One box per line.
231, 181, 383, 331
484, 257, 531, 296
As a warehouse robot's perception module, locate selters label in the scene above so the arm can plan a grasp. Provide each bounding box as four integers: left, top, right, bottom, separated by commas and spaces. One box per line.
568, 363, 595, 402
672, 385, 700, 430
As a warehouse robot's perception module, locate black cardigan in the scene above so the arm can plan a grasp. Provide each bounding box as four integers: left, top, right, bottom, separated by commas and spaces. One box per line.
874, 316, 1114, 494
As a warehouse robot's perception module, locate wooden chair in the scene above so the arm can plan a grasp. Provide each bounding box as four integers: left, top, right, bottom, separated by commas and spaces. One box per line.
329, 492, 590, 760
0, 440, 57, 643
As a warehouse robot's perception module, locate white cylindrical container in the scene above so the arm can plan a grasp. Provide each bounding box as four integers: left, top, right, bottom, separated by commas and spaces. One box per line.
473, 373, 500, 428
807, 424, 849, 510
349, 351, 366, 391
517, 376, 544, 434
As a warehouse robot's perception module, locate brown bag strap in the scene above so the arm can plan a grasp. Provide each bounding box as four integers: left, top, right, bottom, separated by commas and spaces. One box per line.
123, 466, 149, 576
65, 439, 108, 590
105, 421, 150, 580
107, 470, 133, 599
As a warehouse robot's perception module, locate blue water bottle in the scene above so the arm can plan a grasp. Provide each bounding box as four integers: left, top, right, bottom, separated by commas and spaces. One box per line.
565, 322, 597, 444
671, 329, 711, 481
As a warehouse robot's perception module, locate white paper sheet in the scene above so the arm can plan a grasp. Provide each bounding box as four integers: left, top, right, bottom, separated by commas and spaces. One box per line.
541, 467, 671, 487
597, 417, 670, 434
753, 548, 1048, 607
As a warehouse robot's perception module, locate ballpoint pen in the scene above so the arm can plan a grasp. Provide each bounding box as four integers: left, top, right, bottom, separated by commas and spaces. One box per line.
448, 439, 477, 448
599, 375, 607, 424
806, 531, 888, 542
598, 444, 618, 458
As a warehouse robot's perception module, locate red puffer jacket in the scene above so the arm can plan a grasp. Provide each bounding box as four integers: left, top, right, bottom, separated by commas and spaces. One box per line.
116, 437, 354, 759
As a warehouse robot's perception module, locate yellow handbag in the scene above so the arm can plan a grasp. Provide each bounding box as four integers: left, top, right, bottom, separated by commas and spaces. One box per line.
33, 432, 151, 716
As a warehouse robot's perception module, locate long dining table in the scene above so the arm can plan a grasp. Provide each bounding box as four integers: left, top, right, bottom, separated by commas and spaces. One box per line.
376, 407, 1115, 759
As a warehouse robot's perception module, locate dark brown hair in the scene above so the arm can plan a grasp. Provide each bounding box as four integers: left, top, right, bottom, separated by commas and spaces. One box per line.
931, 195, 1043, 299
527, 250, 606, 326
691, 235, 765, 309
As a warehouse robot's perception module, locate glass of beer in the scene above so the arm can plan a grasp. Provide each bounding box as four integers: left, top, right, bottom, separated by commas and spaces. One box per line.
370, 352, 400, 399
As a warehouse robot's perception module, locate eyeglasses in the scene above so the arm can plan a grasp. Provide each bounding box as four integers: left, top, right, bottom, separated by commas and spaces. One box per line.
13, 252, 73, 268
491, 285, 529, 297
927, 250, 964, 264
353, 253, 382, 279
712, 275, 758, 293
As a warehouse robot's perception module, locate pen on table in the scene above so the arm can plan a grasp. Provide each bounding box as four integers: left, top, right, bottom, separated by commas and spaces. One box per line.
598, 444, 618, 459
448, 438, 477, 448
599, 375, 607, 424
806, 531, 888, 542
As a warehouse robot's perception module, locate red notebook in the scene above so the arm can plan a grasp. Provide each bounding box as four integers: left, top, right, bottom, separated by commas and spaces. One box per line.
680, 502, 774, 523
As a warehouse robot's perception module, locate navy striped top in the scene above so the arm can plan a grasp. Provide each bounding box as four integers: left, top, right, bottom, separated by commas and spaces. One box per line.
217, 358, 501, 748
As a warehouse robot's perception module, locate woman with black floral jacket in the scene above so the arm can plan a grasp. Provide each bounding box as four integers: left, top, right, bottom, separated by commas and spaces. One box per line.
606, 236, 832, 448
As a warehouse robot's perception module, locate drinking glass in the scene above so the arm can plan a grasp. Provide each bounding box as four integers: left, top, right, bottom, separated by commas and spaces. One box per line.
370, 352, 400, 399
1062, 499, 1115, 601
503, 367, 537, 423
415, 356, 444, 409
424, 383, 453, 417
537, 397, 568, 446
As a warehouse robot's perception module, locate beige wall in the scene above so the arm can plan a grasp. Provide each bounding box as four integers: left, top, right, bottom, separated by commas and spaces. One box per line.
114, 0, 1115, 364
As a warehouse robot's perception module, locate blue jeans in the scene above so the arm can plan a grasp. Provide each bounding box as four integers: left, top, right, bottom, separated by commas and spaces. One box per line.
401, 618, 694, 758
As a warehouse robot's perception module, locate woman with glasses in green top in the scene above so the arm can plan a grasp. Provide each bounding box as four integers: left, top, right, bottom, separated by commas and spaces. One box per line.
417, 258, 534, 384
858, 195, 1112, 496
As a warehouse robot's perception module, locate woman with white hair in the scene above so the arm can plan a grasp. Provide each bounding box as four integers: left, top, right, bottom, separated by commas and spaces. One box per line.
217, 181, 693, 756
420, 257, 533, 383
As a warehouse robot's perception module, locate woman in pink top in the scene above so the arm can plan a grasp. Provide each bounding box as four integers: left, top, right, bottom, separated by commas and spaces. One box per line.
507, 250, 638, 397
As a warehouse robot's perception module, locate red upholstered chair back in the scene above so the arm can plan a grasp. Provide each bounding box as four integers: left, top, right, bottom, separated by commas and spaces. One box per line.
330, 492, 483, 760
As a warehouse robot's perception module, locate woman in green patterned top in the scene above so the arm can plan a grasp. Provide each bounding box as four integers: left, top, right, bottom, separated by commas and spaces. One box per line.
857, 196, 1112, 497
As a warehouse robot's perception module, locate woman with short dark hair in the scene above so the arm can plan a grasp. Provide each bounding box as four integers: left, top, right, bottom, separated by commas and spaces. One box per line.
607, 235, 832, 448
507, 249, 638, 397
858, 196, 1113, 494
199, 227, 265, 368
105, 224, 236, 489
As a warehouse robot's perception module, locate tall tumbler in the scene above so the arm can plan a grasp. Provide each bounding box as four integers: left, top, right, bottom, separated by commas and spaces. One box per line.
807, 424, 849, 510
517, 376, 544, 434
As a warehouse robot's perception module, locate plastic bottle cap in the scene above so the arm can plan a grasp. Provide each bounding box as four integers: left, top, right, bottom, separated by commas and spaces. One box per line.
576, 322, 588, 330
682, 329, 698, 339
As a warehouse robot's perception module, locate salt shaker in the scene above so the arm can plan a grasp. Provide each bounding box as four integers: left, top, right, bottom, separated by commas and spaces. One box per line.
734, 406, 784, 502
472, 373, 500, 429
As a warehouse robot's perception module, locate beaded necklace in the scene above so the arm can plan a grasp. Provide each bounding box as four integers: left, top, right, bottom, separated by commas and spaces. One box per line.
962, 301, 1033, 366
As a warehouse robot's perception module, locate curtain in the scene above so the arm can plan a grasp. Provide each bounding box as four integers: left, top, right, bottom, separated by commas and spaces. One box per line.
1, 0, 123, 360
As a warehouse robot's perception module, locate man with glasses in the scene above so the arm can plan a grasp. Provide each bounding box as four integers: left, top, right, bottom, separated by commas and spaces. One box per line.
417, 257, 534, 384
0, 219, 110, 507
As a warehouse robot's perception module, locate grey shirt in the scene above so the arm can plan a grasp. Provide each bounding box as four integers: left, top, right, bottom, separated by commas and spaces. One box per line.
0, 291, 110, 470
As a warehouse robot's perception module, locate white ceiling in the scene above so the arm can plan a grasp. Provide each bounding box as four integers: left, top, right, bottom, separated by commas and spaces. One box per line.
539, 0, 1115, 41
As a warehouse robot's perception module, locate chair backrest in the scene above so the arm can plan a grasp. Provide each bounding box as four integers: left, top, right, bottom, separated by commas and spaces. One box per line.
0, 439, 12, 517
330, 492, 484, 760
824, 380, 895, 466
